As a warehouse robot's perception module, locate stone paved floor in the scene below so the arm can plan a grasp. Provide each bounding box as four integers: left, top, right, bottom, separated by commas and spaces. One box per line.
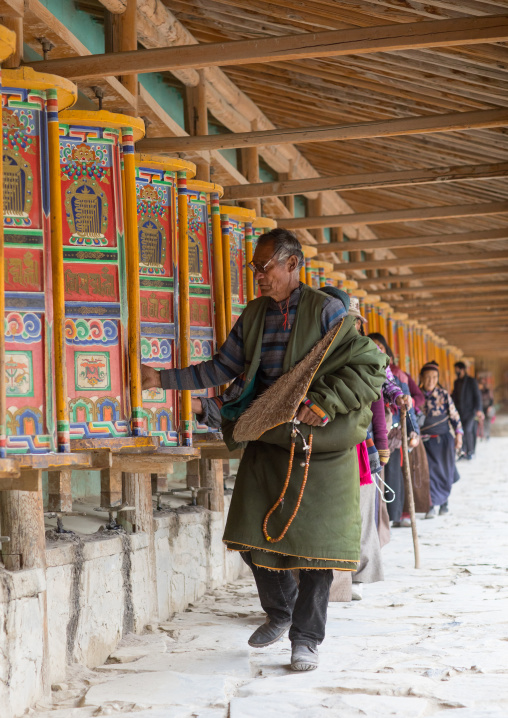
36, 435, 508, 718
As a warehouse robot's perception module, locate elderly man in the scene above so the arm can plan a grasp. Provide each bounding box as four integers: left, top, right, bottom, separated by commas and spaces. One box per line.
142, 228, 386, 672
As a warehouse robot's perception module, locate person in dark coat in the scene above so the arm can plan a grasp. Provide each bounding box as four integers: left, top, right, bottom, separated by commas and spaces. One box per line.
451, 361, 483, 460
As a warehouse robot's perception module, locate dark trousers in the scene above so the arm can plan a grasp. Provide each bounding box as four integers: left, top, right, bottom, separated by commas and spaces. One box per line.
241, 551, 333, 648
461, 415, 477, 456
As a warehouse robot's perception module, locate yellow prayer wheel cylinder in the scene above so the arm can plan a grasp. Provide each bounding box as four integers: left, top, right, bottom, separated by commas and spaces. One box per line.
364, 294, 380, 334
301, 244, 317, 259
0, 25, 16, 457
2, 67, 77, 455
185, 179, 224, 435
135, 154, 195, 447
376, 302, 390, 340
219, 205, 256, 333
250, 217, 278, 301
341, 278, 358, 293
58, 109, 145, 443
392, 313, 408, 373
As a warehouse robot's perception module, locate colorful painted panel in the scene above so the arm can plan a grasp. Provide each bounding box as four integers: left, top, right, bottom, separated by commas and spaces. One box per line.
60, 122, 129, 440
2, 84, 55, 454
185, 188, 217, 433
230, 217, 247, 325
140, 328, 178, 446
136, 163, 178, 446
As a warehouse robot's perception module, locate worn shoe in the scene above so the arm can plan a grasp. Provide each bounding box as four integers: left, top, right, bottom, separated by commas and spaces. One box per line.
248, 619, 291, 648
439, 503, 449, 515
400, 517, 412, 527
425, 506, 438, 519
291, 643, 319, 671
351, 582, 363, 601
391, 521, 402, 528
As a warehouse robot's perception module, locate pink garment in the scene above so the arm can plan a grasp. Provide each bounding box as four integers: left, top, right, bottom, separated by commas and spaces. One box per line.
357, 441, 373, 486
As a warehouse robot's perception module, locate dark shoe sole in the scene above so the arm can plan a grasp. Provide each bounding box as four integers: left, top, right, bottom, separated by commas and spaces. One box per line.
248, 625, 290, 648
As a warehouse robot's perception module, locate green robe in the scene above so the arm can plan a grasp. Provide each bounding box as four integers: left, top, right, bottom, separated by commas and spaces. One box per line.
222, 284, 388, 570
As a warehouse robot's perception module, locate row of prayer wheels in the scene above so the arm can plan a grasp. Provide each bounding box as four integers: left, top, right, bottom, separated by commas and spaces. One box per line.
0, 59, 280, 456
303, 265, 464, 391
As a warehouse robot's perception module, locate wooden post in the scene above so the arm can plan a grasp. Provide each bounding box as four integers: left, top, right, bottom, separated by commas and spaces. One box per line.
115, 0, 138, 103
121, 471, 158, 618
211, 192, 227, 349
122, 128, 145, 436
186, 458, 200, 489
47, 470, 73, 513
47, 89, 71, 452
185, 70, 210, 181
2, 15, 22, 69
197, 458, 224, 513
308, 194, 325, 245
100, 468, 123, 508
177, 172, 193, 446
0, 470, 50, 695
221, 215, 233, 335
0, 471, 45, 570
240, 125, 261, 217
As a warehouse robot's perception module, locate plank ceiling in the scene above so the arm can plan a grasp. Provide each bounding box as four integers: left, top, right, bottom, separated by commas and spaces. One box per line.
164, 0, 508, 344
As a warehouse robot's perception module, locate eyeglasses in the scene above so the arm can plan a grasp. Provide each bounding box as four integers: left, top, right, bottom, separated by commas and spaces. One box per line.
247, 249, 283, 275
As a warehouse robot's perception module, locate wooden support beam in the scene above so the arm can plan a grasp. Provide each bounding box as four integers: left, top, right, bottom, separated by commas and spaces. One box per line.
377, 282, 508, 296
116, 0, 138, 100
281, 200, 508, 231
357, 265, 508, 286
316, 228, 508, 254
100, 468, 123, 508
121, 471, 157, 620
308, 194, 325, 245
0, 470, 45, 570
391, 294, 508, 309
197, 458, 224, 513
239, 122, 261, 216
47, 469, 72, 513
222, 160, 508, 202
28, 15, 508, 79
338, 249, 508, 272
186, 458, 200, 490
184, 69, 210, 182
2, 12, 22, 69
136, 108, 508, 154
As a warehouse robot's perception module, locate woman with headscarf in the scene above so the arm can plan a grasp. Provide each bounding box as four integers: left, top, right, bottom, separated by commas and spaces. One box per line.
419, 361, 463, 518
368, 332, 422, 527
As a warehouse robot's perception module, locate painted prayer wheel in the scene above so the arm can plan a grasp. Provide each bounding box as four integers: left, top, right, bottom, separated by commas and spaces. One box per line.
2, 67, 77, 454
219, 205, 256, 332
249, 216, 277, 301
307, 260, 333, 289
57, 109, 145, 443
135, 154, 196, 447
182, 178, 224, 435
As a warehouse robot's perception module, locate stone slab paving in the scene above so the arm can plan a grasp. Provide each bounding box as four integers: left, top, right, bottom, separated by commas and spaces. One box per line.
35, 436, 508, 717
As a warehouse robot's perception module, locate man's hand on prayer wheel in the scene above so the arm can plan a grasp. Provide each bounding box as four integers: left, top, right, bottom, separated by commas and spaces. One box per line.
297, 405, 325, 427
141, 364, 162, 390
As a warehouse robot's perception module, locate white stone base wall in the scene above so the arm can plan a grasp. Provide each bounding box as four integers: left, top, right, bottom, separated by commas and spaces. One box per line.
0, 503, 245, 718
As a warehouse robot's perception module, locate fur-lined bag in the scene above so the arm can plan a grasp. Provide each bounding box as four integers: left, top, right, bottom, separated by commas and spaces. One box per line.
233, 322, 343, 444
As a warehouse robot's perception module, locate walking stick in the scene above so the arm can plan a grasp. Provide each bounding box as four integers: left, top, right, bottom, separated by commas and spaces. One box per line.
400, 406, 421, 569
